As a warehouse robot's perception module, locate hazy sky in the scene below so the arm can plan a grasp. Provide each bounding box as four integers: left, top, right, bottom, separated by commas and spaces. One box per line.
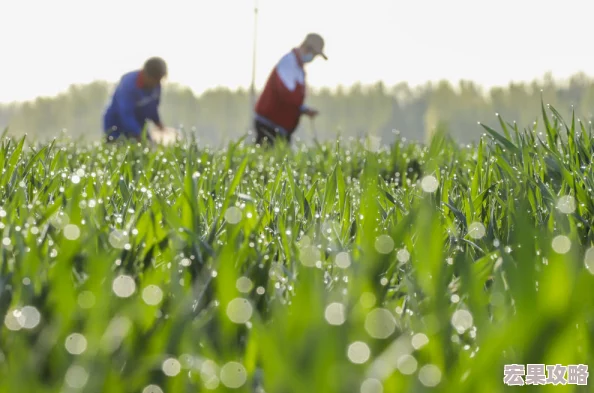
2, 0, 593, 103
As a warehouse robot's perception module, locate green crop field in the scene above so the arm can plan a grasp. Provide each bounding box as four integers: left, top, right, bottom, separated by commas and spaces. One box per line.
0, 102, 592, 393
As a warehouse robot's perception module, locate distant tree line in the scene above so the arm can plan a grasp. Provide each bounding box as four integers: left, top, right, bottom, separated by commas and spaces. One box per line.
1, 72, 594, 145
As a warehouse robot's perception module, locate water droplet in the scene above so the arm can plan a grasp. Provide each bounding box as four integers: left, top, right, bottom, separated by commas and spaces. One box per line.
224, 207, 242, 224
65, 333, 87, 355
360, 378, 383, 393
17, 306, 41, 329
71, 175, 81, 184
451, 309, 473, 334
143, 385, 164, 393
468, 222, 486, 239
4, 309, 22, 331
557, 195, 576, 214
226, 298, 253, 324
220, 362, 247, 388
347, 341, 371, 364
552, 235, 571, 254
421, 175, 439, 193
374, 235, 394, 254
112, 275, 136, 298
359, 292, 376, 309
65, 365, 89, 388
63, 224, 80, 240
411, 333, 429, 350
162, 358, 181, 377
397, 249, 410, 263
236, 277, 253, 293
335, 252, 351, 268
397, 354, 418, 374
201, 360, 220, 390
142, 285, 163, 306
325, 302, 346, 326
419, 364, 442, 387
365, 308, 397, 339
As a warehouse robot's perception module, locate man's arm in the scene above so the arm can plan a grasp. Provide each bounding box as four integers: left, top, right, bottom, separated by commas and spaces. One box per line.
148, 89, 164, 130
300, 104, 318, 117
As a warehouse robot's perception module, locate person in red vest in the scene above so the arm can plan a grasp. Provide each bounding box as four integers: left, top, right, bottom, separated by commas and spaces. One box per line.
254, 33, 327, 145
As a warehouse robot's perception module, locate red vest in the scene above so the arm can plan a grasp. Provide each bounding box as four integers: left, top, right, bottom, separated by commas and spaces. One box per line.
255, 49, 306, 133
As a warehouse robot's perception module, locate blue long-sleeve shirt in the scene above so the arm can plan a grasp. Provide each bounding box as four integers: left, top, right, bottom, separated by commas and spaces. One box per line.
103, 70, 161, 138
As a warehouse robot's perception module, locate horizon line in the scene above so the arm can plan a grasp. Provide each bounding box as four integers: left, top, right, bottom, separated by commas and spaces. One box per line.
2, 70, 593, 106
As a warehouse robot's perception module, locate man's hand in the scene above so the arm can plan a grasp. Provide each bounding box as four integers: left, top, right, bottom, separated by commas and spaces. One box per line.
303, 108, 319, 118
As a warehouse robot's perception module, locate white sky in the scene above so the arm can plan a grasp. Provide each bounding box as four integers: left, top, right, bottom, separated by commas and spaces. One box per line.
1, 0, 593, 103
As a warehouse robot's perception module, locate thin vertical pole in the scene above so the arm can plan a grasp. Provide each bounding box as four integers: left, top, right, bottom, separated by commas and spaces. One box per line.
250, 0, 259, 112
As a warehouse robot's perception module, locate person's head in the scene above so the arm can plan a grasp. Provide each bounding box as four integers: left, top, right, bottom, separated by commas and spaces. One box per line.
142, 57, 168, 88
298, 33, 327, 64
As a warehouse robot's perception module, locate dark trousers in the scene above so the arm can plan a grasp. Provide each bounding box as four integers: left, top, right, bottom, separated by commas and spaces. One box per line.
254, 120, 292, 146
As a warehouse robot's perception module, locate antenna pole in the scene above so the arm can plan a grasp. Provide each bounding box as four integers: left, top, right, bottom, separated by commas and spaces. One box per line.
250, 0, 259, 112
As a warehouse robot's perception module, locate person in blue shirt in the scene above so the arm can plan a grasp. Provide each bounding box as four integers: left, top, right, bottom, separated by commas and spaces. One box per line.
103, 57, 168, 142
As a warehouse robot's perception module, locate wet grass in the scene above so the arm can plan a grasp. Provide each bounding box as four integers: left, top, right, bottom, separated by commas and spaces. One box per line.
0, 103, 593, 393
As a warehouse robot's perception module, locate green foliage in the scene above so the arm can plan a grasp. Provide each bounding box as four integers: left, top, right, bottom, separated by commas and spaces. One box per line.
0, 103, 593, 393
